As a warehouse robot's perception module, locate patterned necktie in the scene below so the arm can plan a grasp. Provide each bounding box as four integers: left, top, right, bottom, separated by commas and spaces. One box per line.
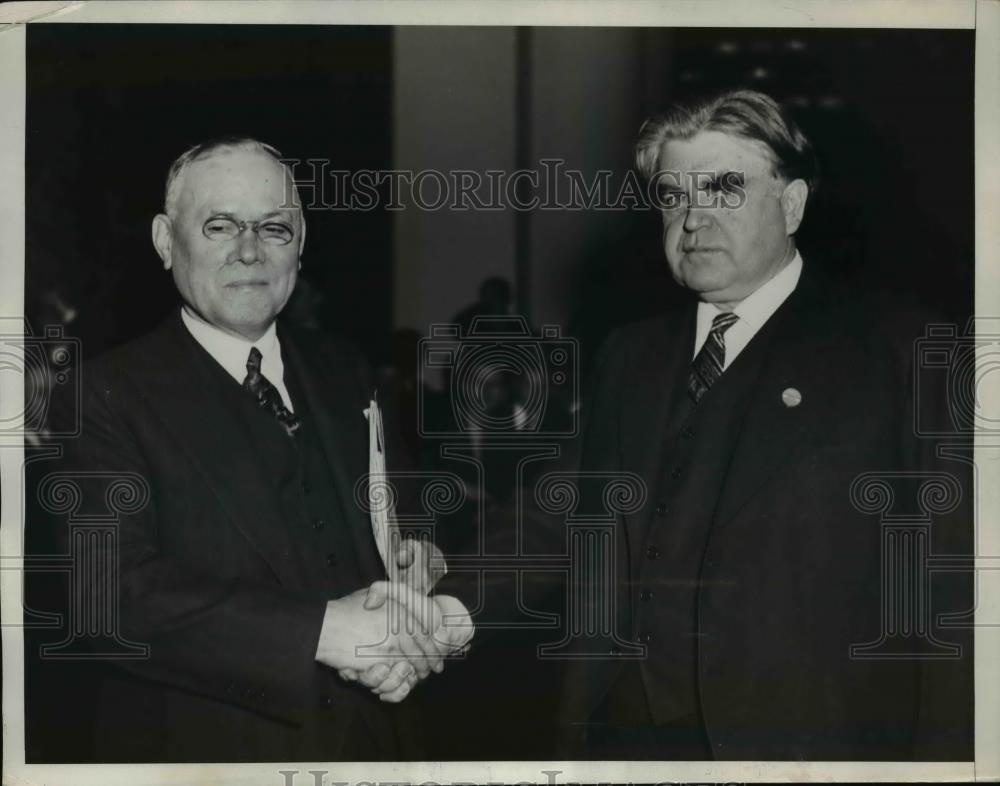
242, 346, 301, 437
688, 311, 740, 404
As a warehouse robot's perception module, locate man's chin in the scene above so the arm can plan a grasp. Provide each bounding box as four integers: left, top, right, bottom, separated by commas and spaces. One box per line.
220, 292, 280, 318
679, 266, 733, 296
211, 308, 280, 340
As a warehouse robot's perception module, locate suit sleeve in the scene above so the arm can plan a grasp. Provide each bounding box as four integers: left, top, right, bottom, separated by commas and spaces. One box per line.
51, 369, 329, 725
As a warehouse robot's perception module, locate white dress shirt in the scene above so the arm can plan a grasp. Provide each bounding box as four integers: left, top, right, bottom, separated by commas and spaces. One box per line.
180, 307, 295, 411
693, 250, 803, 369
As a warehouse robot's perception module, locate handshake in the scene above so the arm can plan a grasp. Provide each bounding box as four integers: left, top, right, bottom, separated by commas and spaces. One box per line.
314, 539, 473, 703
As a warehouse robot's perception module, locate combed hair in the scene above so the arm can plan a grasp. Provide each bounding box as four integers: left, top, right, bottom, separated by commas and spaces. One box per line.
635, 89, 819, 193
163, 136, 287, 217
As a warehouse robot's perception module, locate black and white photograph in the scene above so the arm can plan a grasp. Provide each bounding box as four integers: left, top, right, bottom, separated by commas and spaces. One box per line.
1, 2, 997, 784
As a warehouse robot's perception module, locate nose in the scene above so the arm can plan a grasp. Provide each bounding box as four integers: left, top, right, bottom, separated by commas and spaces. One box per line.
234, 226, 261, 265
682, 203, 713, 234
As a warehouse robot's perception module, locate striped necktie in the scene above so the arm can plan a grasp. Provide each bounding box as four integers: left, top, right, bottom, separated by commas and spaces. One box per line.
242, 346, 301, 437
688, 311, 740, 404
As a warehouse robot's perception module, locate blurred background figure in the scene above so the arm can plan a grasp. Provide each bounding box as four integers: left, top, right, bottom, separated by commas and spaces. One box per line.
452, 276, 513, 335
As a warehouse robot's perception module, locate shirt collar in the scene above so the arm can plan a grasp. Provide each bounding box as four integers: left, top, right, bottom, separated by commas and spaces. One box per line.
732, 249, 803, 330
180, 306, 281, 383
697, 249, 803, 331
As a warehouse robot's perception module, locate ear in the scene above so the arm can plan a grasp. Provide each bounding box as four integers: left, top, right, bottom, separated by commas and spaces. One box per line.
297, 210, 307, 263
151, 214, 174, 270
780, 179, 809, 236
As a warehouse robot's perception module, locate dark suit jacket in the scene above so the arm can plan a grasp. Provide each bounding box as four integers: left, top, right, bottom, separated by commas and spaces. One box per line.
50, 312, 412, 762
557, 267, 974, 760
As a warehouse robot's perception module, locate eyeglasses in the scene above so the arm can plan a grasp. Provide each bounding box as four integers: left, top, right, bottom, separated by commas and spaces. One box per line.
202, 216, 295, 246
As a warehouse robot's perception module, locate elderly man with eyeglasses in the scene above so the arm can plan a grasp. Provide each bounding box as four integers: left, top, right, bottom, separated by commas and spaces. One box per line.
52, 137, 472, 762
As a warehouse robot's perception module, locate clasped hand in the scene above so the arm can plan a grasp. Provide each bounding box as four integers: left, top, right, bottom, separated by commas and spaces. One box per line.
315, 540, 471, 702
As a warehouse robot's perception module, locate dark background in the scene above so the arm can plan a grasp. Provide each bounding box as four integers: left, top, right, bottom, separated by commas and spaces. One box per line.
26, 25, 974, 367
23, 24, 975, 762
26, 25, 394, 360
559, 26, 975, 366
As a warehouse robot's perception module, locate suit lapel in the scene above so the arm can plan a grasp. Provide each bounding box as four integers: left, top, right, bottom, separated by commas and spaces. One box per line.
133, 314, 302, 588
711, 269, 842, 529
280, 327, 385, 583
620, 302, 697, 560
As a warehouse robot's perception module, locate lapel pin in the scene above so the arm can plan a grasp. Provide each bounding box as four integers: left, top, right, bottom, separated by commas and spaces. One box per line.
781, 387, 802, 408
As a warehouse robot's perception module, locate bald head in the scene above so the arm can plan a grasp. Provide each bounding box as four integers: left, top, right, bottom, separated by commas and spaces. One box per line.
163, 136, 302, 219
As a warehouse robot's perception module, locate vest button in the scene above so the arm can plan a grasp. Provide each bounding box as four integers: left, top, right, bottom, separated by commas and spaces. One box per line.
319, 694, 335, 709
646, 546, 660, 560
639, 589, 652, 601
681, 425, 694, 439
670, 466, 682, 479
312, 517, 325, 531
655, 503, 667, 517
326, 553, 338, 567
